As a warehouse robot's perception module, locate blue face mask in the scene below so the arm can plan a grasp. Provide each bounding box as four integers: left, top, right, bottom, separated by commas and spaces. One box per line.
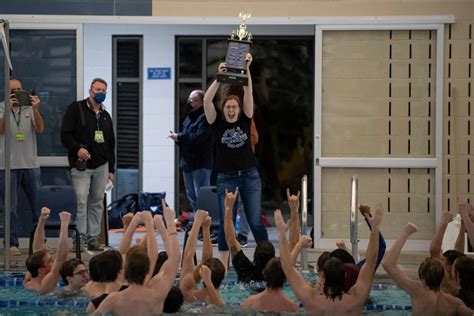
93, 92, 106, 104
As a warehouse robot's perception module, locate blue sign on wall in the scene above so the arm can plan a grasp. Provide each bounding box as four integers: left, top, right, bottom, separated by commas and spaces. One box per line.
147, 67, 171, 80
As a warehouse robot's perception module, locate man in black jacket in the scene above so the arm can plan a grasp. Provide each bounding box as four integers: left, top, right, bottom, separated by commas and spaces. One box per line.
60, 78, 115, 251
168, 90, 213, 211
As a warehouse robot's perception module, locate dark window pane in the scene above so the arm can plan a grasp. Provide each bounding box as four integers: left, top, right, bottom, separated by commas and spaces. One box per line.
0, 30, 77, 157
117, 40, 140, 78
178, 39, 202, 78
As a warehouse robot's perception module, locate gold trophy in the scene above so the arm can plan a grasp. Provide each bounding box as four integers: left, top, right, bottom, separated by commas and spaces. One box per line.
216, 12, 253, 86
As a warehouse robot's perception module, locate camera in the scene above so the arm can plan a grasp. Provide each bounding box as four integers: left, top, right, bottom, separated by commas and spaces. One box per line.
12, 90, 35, 107
76, 159, 87, 171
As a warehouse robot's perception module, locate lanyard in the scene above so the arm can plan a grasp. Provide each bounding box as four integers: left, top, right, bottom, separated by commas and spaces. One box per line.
95, 112, 102, 131
11, 107, 22, 129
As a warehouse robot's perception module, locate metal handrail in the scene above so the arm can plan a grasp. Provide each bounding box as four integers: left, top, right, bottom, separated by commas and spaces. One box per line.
350, 175, 359, 262
300, 174, 308, 271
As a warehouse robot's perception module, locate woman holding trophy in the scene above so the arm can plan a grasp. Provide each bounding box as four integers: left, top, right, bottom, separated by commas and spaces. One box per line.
203, 52, 269, 268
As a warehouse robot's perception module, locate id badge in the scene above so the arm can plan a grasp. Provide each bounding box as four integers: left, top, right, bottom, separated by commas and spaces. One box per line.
16, 132, 25, 142
94, 130, 105, 143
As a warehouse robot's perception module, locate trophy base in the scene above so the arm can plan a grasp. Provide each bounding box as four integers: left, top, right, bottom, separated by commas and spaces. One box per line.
216, 71, 248, 86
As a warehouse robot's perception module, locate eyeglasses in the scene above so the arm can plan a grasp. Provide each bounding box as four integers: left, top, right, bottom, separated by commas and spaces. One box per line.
224, 105, 239, 110
73, 270, 88, 276
187, 97, 199, 103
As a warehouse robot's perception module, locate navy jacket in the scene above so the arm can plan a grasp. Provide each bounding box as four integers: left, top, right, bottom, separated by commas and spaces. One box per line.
177, 106, 213, 172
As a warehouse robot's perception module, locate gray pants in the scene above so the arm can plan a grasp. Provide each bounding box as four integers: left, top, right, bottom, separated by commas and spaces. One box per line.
71, 163, 108, 242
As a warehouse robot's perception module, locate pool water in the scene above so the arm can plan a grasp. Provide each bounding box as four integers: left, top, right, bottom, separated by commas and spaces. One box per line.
0, 271, 411, 315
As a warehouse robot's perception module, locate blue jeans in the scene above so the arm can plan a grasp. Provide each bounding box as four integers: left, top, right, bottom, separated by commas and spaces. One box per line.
182, 168, 211, 211
237, 197, 250, 237
0, 168, 42, 247
71, 163, 108, 242
216, 167, 268, 251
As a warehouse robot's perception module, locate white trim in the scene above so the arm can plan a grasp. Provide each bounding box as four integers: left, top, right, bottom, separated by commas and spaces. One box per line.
319, 23, 443, 31
435, 24, 444, 228
1, 14, 455, 25
319, 158, 437, 168
314, 25, 323, 254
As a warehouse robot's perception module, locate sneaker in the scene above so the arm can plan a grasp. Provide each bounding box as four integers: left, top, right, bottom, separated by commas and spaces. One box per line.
10, 246, 22, 256
237, 234, 248, 247
87, 239, 104, 252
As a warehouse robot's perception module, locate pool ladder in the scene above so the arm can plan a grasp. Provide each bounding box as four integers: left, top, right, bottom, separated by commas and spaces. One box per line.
300, 175, 309, 271
350, 175, 359, 262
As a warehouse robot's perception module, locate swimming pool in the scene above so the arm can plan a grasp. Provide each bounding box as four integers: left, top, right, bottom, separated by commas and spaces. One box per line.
0, 271, 411, 315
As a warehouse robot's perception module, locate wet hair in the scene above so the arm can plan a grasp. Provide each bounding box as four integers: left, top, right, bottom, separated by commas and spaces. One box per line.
263, 258, 286, 289
89, 250, 123, 282
60, 258, 84, 285
330, 249, 356, 264
152, 251, 168, 276
322, 257, 345, 301
254, 240, 276, 274
442, 250, 465, 267
25, 250, 47, 278
454, 256, 474, 308
90, 77, 108, 88
317, 251, 331, 273
418, 257, 444, 291
342, 263, 360, 293
163, 285, 184, 313
202, 258, 225, 289
125, 246, 149, 285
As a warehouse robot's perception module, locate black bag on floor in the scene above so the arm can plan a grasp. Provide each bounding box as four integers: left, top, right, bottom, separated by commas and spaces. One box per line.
107, 193, 138, 229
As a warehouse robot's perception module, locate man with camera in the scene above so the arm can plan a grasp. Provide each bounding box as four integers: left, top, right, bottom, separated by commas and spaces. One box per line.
60, 78, 115, 252
0, 78, 44, 256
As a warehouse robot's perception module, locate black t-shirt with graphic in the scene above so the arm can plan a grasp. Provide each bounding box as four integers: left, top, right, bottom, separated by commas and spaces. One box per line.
212, 114, 257, 173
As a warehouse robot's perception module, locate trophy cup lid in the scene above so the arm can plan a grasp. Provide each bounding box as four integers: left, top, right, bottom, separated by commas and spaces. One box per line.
230, 11, 253, 43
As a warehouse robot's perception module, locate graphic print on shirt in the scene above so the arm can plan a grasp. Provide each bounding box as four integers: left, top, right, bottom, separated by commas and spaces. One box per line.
221, 126, 248, 149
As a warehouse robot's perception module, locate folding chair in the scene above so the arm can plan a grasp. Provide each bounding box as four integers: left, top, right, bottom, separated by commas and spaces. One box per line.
28, 186, 81, 259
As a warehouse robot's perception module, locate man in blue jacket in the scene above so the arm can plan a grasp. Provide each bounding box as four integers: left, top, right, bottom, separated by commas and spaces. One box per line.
169, 90, 213, 211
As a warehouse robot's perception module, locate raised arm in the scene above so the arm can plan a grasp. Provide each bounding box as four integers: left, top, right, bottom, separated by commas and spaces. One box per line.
454, 219, 465, 253
150, 201, 181, 301
459, 202, 474, 245
192, 214, 214, 283
32, 207, 50, 252
429, 211, 453, 258
275, 209, 316, 306
203, 63, 226, 125
224, 188, 241, 254
179, 210, 207, 298
200, 265, 224, 306
242, 53, 254, 119
290, 235, 312, 266
154, 214, 169, 254
118, 212, 141, 256
39, 211, 71, 294
287, 189, 301, 252
381, 222, 420, 295
31, 95, 44, 133
349, 203, 383, 302
142, 211, 158, 284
